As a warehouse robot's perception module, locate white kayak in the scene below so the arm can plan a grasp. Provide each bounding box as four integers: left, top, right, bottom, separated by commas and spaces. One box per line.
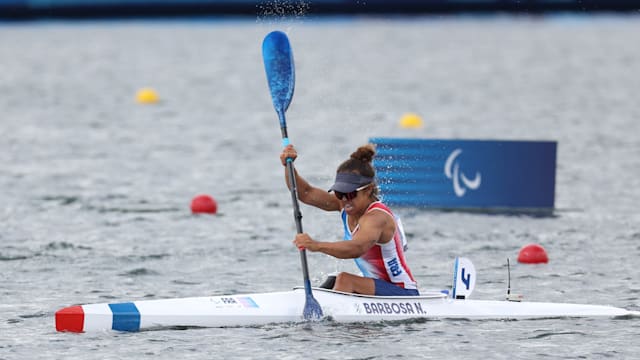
55, 258, 639, 332
55, 286, 639, 333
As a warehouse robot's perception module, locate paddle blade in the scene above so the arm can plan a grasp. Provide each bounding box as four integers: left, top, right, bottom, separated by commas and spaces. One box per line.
303, 293, 324, 321
262, 31, 295, 123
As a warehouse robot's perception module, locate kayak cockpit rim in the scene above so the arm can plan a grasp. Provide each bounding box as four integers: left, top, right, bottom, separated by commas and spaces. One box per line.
296, 286, 449, 299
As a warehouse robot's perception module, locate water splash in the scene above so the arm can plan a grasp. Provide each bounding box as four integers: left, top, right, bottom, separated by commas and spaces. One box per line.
257, 0, 310, 24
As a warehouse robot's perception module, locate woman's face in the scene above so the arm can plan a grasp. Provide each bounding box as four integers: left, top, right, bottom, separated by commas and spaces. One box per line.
336, 184, 372, 216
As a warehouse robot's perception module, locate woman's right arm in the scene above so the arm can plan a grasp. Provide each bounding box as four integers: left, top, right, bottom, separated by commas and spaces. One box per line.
280, 145, 341, 212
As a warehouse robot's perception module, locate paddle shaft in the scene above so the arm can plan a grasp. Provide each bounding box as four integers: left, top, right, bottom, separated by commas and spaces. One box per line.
280, 115, 312, 288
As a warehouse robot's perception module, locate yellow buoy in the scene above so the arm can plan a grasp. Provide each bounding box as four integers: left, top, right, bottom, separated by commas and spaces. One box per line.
136, 87, 159, 104
399, 113, 424, 129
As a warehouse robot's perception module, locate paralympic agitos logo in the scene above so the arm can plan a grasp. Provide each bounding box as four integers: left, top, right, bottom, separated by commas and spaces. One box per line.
444, 149, 481, 197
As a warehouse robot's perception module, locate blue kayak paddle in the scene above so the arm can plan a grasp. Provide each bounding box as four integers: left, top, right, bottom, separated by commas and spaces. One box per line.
262, 30, 323, 321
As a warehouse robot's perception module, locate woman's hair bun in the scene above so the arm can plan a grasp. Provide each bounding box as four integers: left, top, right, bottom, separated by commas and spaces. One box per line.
350, 144, 376, 163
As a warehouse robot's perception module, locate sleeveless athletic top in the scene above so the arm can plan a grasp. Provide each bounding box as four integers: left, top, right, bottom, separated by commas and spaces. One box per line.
341, 201, 418, 290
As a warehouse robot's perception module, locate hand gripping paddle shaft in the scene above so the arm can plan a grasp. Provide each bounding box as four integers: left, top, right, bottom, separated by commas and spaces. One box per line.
262, 31, 323, 321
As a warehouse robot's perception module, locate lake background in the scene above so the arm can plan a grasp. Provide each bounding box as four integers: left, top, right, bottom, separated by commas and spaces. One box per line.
1, 13, 640, 359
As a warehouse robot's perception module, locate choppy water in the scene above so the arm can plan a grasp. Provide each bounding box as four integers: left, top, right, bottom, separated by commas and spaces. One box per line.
1, 14, 640, 359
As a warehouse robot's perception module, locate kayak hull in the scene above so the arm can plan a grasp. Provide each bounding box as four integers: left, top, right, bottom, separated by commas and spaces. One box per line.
55, 287, 639, 332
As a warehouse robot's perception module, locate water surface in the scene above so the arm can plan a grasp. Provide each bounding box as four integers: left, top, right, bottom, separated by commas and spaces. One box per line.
1, 15, 639, 359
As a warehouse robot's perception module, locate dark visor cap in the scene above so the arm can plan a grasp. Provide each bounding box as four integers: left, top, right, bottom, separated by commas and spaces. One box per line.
328, 173, 373, 193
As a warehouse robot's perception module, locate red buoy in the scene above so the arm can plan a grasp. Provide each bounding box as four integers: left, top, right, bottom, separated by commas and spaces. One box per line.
517, 243, 549, 264
190, 194, 217, 214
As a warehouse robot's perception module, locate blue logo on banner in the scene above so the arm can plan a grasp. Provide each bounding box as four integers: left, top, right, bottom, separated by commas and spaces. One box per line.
444, 149, 481, 197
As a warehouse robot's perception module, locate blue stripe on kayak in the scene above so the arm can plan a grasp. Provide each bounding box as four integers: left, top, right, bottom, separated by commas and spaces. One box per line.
109, 302, 140, 332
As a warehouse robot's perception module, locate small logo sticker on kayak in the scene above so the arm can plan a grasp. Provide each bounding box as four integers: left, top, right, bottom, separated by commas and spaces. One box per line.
236, 297, 259, 308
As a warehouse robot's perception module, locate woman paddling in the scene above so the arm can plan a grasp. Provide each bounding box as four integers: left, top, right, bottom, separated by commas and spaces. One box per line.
280, 143, 419, 296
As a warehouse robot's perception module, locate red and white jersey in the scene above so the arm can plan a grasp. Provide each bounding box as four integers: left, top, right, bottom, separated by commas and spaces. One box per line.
341, 201, 418, 290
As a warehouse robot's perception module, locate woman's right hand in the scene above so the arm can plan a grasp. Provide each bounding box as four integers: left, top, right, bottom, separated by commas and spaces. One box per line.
280, 144, 298, 166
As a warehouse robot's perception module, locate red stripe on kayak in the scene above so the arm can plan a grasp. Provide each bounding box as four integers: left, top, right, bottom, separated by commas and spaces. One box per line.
55, 305, 84, 332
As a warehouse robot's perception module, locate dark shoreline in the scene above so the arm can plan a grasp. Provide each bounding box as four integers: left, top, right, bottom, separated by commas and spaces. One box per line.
2, 1, 639, 21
